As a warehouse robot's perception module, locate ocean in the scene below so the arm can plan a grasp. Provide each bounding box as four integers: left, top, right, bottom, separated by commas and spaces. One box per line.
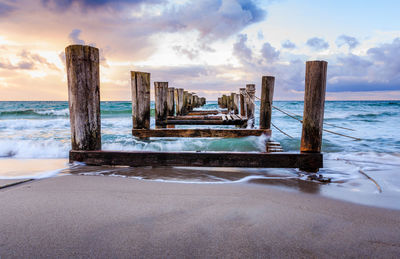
1, 101, 400, 209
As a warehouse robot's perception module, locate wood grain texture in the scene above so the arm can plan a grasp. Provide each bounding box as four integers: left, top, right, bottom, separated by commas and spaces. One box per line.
131, 71, 150, 129
132, 129, 271, 138
154, 82, 168, 127
301, 61, 327, 155
187, 110, 228, 115
70, 150, 322, 168
260, 76, 275, 129
232, 93, 239, 114
167, 87, 175, 116
239, 88, 246, 117
245, 84, 256, 128
66, 45, 101, 151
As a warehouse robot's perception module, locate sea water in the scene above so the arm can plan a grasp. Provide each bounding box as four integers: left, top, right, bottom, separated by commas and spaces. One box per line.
1, 101, 400, 209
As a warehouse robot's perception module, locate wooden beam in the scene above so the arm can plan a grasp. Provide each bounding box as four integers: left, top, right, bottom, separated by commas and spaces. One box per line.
70, 150, 323, 168
154, 82, 168, 127
187, 110, 228, 115
160, 119, 247, 125
167, 115, 222, 120
132, 129, 271, 138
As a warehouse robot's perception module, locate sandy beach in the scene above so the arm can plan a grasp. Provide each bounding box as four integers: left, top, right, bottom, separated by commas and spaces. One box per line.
1, 174, 399, 258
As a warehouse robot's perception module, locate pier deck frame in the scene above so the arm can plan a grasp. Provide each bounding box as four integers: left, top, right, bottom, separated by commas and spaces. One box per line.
70, 150, 322, 168
132, 129, 270, 138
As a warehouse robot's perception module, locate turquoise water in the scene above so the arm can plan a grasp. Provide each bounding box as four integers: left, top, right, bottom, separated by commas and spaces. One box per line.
1, 100, 399, 156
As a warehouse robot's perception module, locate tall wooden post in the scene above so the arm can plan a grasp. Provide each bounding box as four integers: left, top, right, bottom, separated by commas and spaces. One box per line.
182, 91, 188, 115
188, 93, 193, 111
245, 84, 255, 127
260, 76, 275, 129
175, 88, 184, 116
66, 45, 101, 151
300, 61, 327, 172
218, 97, 222, 108
231, 93, 239, 114
167, 87, 175, 116
240, 88, 246, 117
131, 71, 150, 130
154, 82, 168, 128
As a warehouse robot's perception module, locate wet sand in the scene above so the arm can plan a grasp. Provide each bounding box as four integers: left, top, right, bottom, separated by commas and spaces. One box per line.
1, 175, 400, 258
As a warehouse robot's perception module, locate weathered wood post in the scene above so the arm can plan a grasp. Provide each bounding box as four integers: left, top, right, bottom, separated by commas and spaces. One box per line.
240, 88, 246, 117
167, 87, 175, 116
231, 93, 239, 114
300, 61, 327, 172
175, 88, 184, 116
222, 95, 227, 109
218, 97, 222, 108
260, 76, 275, 129
188, 93, 193, 111
154, 82, 168, 128
66, 45, 101, 151
131, 71, 150, 130
245, 84, 256, 128
182, 91, 187, 115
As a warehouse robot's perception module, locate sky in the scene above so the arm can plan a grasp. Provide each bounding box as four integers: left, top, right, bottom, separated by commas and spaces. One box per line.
0, 0, 400, 101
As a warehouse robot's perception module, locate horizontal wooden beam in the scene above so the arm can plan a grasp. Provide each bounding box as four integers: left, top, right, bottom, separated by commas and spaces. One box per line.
158, 120, 246, 126
132, 129, 271, 138
70, 150, 323, 168
187, 110, 228, 115
167, 115, 222, 120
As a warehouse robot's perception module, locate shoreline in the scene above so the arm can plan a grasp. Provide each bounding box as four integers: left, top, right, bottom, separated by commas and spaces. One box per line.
1, 175, 399, 258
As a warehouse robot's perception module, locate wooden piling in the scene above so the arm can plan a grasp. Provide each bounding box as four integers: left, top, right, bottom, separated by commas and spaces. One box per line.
175, 88, 184, 116
66, 45, 101, 151
300, 60, 328, 172
131, 71, 150, 130
260, 76, 275, 129
245, 84, 256, 127
182, 91, 188, 114
167, 87, 175, 116
239, 88, 246, 117
231, 93, 239, 114
154, 82, 168, 127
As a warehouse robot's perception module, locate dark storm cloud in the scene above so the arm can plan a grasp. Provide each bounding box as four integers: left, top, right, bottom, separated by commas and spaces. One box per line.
306, 37, 329, 50
261, 42, 279, 62
281, 40, 295, 49
336, 35, 359, 49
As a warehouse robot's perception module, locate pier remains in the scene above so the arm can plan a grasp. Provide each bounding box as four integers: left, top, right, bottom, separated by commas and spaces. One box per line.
67, 44, 326, 172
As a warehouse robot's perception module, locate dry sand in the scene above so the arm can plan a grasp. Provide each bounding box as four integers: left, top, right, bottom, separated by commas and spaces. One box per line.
1, 175, 399, 258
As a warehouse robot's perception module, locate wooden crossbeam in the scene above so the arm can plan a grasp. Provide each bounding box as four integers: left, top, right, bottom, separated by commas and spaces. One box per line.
187, 110, 228, 115
158, 119, 246, 126
70, 150, 323, 168
132, 129, 271, 138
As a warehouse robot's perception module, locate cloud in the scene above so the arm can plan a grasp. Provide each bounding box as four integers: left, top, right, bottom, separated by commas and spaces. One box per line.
172, 46, 199, 60
68, 29, 85, 45
306, 37, 329, 50
160, 0, 267, 40
261, 42, 279, 62
336, 35, 359, 49
0, 50, 59, 71
0, 2, 15, 16
281, 40, 295, 49
41, 0, 162, 10
233, 34, 253, 63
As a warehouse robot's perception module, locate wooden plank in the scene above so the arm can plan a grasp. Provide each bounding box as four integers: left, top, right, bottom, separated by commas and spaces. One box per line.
160, 120, 246, 125
70, 150, 323, 168
222, 115, 227, 121
187, 110, 228, 115
132, 129, 271, 138
226, 115, 232, 121
167, 115, 222, 120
